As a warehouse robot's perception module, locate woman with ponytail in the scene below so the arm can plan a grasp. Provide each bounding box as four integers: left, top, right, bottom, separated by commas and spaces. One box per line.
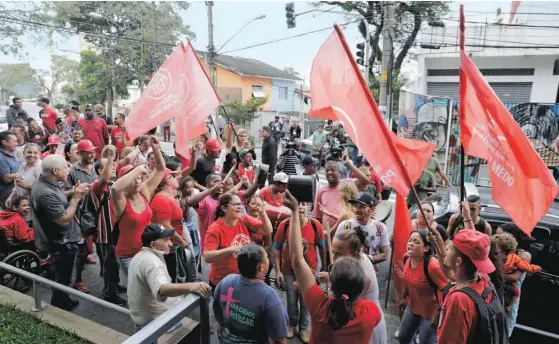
397, 230, 450, 344
284, 191, 381, 343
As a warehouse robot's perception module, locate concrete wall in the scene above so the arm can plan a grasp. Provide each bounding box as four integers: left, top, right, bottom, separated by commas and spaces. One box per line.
416, 54, 559, 103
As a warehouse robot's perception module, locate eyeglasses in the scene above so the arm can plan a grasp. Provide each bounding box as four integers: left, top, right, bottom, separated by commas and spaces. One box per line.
228, 202, 244, 208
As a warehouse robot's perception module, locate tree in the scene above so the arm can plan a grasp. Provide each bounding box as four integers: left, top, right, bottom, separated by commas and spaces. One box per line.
0, 63, 39, 96
283, 67, 300, 78
319, 2, 449, 73
53, 1, 195, 102
74, 50, 124, 105
222, 97, 268, 127
0, 2, 52, 57
35, 55, 79, 101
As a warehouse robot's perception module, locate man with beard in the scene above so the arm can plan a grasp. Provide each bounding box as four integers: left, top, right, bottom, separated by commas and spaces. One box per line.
6, 97, 28, 129
77, 105, 108, 160
67, 139, 99, 294
94, 104, 114, 131
334, 192, 390, 272
237, 148, 255, 184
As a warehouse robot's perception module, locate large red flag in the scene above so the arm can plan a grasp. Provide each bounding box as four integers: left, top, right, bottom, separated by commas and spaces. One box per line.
310, 27, 435, 196
459, 6, 558, 234
126, 39, 220, 158
392, 193, 414, 304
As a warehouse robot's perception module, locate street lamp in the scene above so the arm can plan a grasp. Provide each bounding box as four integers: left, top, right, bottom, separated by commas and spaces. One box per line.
216, 14, 266, 53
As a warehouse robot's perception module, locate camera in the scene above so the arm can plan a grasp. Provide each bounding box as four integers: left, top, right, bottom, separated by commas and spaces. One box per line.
327, 145, 344, 161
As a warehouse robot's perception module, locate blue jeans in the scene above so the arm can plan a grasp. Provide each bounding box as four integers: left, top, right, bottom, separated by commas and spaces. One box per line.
284, 273, 309, 330
398, 307, 437, 344
117, 257, 132, 277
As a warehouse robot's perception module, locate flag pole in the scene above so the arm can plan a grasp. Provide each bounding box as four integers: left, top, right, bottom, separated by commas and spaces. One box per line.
219, 104, 239, 139
384, 248, 394, 308
459, 5, 466, 202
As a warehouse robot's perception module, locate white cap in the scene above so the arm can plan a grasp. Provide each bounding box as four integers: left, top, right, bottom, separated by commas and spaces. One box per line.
273, 172, 289, 184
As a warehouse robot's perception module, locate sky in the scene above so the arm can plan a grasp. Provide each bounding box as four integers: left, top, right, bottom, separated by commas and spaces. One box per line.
0, 1, 513, 85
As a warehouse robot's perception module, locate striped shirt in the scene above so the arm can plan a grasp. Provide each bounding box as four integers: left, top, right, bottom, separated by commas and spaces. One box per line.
90, 179, 115, 244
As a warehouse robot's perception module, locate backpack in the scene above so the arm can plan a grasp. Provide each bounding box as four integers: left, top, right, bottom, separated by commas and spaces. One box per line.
282, 218, 320, 244
78, 189, 110, 237
454, 285, 508, 344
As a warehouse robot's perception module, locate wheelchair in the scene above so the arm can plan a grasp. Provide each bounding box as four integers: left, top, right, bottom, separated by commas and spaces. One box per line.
0, 229, 53, 293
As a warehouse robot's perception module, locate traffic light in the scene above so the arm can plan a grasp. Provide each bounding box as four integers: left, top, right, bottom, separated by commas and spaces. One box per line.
286, 2, 295, 29
356, 42, 365, 65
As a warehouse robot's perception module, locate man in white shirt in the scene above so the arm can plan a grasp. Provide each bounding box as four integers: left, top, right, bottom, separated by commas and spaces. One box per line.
334, 192, 390, 271
127, 223, 210, 334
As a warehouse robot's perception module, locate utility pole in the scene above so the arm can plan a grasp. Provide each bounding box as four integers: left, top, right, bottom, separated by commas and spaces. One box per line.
379, 2, 395, 128
363, 19, 370, 86
206, 1, 218, 138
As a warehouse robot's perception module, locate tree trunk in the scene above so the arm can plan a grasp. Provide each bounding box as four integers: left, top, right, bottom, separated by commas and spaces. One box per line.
394, 12, 422, 72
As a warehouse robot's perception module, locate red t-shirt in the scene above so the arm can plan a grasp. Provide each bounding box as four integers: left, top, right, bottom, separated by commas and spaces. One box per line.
115, 194, 153, 258
111, 126, 125, 157
402, 257, 449, 319
41, 107, 58, 131
274, 218, 325, 273
438, 274, 492, 344
77, 118, 108, 159
238, 165, 255, 184
304, 284, 381, 344
151, 193, 183, 244
66, 113, 76, 126
259, 186, 284, 207
204, 214, 262, 285
0, 210, 34, 243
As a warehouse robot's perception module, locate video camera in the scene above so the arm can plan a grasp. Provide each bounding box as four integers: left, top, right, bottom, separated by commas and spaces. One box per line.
327, 144, 345, 161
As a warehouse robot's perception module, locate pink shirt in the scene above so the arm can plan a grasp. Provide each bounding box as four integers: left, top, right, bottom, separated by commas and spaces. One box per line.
313, 179, 354, 229
196, 195, 219, 251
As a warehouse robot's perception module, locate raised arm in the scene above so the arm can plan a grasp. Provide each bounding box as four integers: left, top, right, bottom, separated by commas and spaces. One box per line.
342, 154, 368, 184
284, 191, 316, 296
180, 147, 197, 177
111, 164, 149, 216
142, 136, 165, 200
187, 182, 221, 207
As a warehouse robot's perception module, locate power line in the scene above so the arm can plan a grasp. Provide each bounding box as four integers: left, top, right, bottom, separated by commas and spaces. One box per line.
422, 31, 559, 48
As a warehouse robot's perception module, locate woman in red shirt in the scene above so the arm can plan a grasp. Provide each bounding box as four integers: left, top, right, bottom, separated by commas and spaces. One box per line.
151, 168, 188, 282
245, 195, 272, 249
111, 136, 166, 276
203, 192, 272, 289
397, 230, 449, 344
284, 191, 382, 344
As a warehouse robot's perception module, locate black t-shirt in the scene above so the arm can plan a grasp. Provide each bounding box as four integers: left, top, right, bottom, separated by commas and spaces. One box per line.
98, 114, 114, 126
192, 157, 218, 185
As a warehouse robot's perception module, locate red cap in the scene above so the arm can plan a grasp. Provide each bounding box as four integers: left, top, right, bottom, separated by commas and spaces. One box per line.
47, 135, 60, 146
453, 229, 495, 274
162, 168, 179, 182
205, 139, 222, 152
77, 139, 96, 153
118, 164, 136, 178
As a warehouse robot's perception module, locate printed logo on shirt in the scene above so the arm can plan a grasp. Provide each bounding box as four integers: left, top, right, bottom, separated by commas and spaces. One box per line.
231, 233, 251, 247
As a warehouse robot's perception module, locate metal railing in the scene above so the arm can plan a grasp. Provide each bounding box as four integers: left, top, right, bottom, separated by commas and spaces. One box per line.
0, 261, 210, 344
0, 261, 129, 315
124, 293, 210, 344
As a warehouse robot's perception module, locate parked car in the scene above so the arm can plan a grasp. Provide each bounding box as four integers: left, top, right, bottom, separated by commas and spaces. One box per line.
410, 183, 559, 344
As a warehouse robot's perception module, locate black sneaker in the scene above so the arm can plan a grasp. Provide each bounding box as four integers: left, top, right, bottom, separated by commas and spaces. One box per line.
104, 295, 127, 306
57, 299, 79, 312
116, 285, 127, 294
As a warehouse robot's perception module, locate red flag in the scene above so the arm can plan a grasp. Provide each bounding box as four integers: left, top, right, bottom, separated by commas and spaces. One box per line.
459, 6, 558, 234
310, 27, 435, 196
392, 193, 414, 304
509, 1, 521, 24
126, 39, 220, 158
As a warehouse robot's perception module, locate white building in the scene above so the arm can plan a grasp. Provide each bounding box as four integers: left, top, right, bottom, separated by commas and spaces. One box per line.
412, 2, 559, 104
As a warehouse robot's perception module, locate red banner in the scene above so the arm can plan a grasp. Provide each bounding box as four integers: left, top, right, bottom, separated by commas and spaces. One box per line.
392, 193, 413, 304
459, 6, 558, 234
309, 27, 435, 196
126, 39, 220, 158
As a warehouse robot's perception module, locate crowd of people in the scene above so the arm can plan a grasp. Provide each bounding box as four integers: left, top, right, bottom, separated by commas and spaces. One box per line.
0, 98, 536, 344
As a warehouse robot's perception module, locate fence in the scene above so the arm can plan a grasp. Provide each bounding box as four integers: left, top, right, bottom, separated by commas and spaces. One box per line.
0, 261, 210, 344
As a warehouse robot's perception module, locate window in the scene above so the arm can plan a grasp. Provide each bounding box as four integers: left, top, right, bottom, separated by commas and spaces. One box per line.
252, 85, 265, 98
554, 59, 559, 75
278, 86, 288, 100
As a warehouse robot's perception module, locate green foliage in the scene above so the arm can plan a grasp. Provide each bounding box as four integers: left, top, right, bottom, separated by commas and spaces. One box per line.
53, 1, 195, 91
35, 55, 79, 101
0, 2, 52, 57
221, 97, 268, 126
61, 84, 75, 97
54, 103, 64, 110
0, 304, 90, 344
0, 63, 37, 94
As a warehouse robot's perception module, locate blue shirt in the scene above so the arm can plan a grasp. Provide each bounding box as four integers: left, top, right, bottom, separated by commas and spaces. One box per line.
214, 274, 288, 344
0, 149, 21, 203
